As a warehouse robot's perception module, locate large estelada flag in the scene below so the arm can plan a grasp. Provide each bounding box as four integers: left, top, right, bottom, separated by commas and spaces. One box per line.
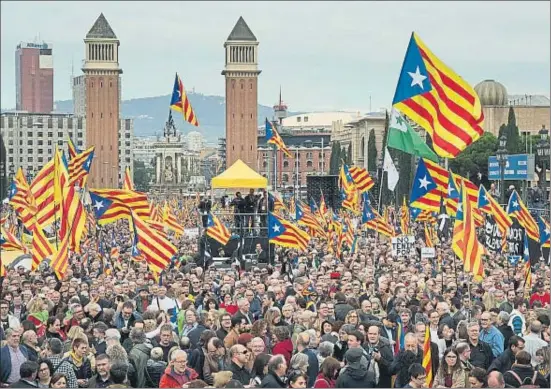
392, 32, 484, 158
170, 72, 199, 126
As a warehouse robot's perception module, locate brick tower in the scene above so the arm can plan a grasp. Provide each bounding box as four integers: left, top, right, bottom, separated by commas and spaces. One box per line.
222, 17, 261, 170
82, 13, 122, 188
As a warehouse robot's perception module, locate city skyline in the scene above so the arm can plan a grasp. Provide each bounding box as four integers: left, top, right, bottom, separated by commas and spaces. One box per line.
1, 1, 549, 113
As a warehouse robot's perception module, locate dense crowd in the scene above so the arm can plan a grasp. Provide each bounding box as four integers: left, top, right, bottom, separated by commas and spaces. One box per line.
0, 198, 550, 389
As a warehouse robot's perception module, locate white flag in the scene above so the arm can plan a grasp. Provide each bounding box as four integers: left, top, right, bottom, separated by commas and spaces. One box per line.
383, 147, 399, 191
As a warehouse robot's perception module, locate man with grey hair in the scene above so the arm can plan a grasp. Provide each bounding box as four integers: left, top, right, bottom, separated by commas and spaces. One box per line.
479, 311, 505, 358
523, 320, 548, 366
46, 338, 78, 388
233, 297, 253, 325
317, 341, 335, 367
260, 355, 287, 388
496, 311, 514, 349
0, 328, 28, 386
296, 331, 319, 387
105, 328, 122, 347
128, 328, 152, 388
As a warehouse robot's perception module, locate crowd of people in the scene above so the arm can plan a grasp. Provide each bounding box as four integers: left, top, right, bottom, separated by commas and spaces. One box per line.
0, 196, 550, 389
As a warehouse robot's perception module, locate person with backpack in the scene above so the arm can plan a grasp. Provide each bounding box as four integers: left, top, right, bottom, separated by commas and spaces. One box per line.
503, 350, 549, 388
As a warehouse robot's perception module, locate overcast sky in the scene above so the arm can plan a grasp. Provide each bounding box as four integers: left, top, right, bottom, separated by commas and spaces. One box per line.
1, 1, 549, 112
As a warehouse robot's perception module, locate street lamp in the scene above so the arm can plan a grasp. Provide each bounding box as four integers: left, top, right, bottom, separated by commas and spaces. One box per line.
496, 134, 508, 204
536, 125, 550, 191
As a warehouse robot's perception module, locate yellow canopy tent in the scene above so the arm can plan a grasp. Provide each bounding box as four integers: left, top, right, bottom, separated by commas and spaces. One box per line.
211, 159, 268, 189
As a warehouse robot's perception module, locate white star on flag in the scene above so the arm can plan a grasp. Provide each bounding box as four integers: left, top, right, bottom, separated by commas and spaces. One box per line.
93, 200, 104, 210
408, 66, 427, 89
418, 175, 431, 190
457, 202, 463, 213
448, 185, 455, 196
512, 201, 519, 208
365, 212, 372, 218
272, 224, 280, 233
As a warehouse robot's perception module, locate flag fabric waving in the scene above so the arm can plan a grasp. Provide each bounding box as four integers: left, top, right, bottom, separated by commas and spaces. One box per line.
388, 108, 439, 162
170, 72, 199, 126
422, 325, 434, 387
522, 233, 532, 289
205, 213, 231, 246
265, 119, 291, 157
538, 216, 550, 248
452, 181, 485, 280
348, 167, 375, 193
410, 158, 439, 212
68, 146, 94, 186
478, 185, 512, 238
268, 213, 310, 250
131, 210, 177, 275
123, 167, 134, 190
31, 227, 55, 270
392, 32, 484, 158
383, 147, 399, 191
507, 190, 539, 242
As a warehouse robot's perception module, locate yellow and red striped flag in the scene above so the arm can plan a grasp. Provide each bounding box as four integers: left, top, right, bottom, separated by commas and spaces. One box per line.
452, 181, 484, 280
348, 166, 375, 193
50, 233, 70, 279
422, 324, 433, 387
266, 119, 291, 157
163, 202, 185, 236
424, 223, 434, 248
269, 213, 310, 251
68, 146, 94, 187
392, 32, 484, 158
123, 167, 134, 190
400, 197, 410, 235
0, 227, 26, 252
31, 227, 55, 271
478, 185, 512, 238
206, 213, 231, 246
89, 189, 150, 225
170, 73, 199, 126
30, 157, 57, 227
131, 210, 177, 275
507, 190, 539, 242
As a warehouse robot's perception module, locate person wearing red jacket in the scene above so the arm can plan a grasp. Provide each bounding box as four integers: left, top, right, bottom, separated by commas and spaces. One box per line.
529, 281, 550, 308
159, 350, 198, 388
271, 326, 294, 366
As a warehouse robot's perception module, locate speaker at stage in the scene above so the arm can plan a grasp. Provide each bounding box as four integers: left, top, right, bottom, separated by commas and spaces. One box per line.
306, 175, 340, 209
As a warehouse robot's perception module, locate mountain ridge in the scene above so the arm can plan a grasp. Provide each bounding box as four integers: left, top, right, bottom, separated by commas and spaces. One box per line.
47, 92, 296, 141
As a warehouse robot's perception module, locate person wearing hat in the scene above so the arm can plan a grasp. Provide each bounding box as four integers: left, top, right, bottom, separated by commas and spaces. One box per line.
335, 347, 377, 388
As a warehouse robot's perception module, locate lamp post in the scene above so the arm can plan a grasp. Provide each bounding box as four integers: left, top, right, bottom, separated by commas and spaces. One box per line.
496, 134, 508, 204
536, 125, 550, 193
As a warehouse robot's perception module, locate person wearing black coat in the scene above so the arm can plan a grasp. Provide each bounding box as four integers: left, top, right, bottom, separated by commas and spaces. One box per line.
334, 293, 354, 321
365, 324, 394, 389
390, 334, 424, 389
489, 335, 525, 374
336, 348, 377, 388
503, 350, 549, 388
260, 355, 287, 388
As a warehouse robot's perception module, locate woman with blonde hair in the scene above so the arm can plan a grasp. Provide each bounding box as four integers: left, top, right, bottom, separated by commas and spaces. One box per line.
63, 326, 86, 353
65, 337, 92, 387
27, 297, 51, 338
344, 310, 359, 327
212, 371, 233, 388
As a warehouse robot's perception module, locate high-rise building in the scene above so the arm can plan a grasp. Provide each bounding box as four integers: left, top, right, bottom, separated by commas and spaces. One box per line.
80, 13, 123, 188
15, 41, 54, 113
222, 17, 260, 170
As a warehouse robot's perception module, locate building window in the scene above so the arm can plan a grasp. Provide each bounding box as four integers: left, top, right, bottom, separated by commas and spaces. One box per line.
48, 118, 53, 128
304, 116, 309, 122
101, 113, 103, 119
27, 117, 33, 128
8, 157, 13, 163
8, 148, 13, 154
27, 131, 33, 137
47, 140, 52, 146
8, 140, 13, 146
28, 157, 33, 162
68, 118, 73, 129
100, 81, 103, 88
38, 157, 43, 163
283, 161, 289, 168
78, 118, 83, 129
8, 117, 13, 127
77, 141, 83, 146
297, 117, 301, 123
48, 132, 53, 137
58, 132, 63, 137
262, 161, 267, 168
110, 82, 113, 88
58, 119, 63, 129
38, 148, 43, 154
306, 160, 313, 168
58, 140, 63, 146
125, 133, 131, 139
125, 157, 131, 163
125, 120, 131, 132
37, 132, 43, 137
27, 140, 33, 146
69, 132, 73, 139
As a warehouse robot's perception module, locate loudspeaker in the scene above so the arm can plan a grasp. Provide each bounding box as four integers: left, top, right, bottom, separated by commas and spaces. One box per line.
306, 175, 340, 209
